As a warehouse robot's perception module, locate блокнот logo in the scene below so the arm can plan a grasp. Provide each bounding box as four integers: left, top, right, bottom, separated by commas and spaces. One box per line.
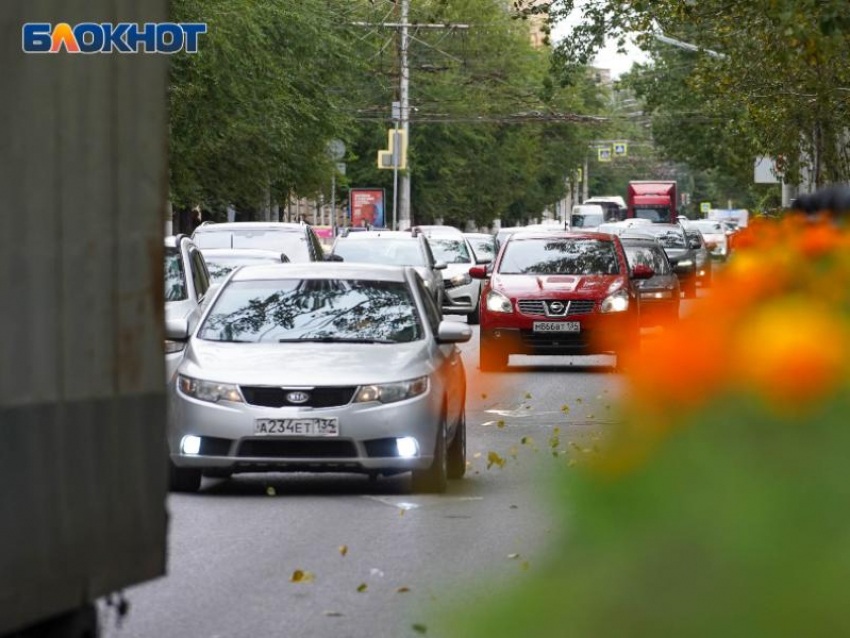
22, 23, 207, 54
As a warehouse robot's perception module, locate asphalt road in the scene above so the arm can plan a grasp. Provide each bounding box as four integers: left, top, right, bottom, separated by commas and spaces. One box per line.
118, 298, 700, 638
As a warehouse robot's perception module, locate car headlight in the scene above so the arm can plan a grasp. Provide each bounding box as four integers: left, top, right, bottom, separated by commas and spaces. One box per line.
178, 375, 243, 403
677, 259, 694, 268
449, 273, 472, 287
354, 377, 429, 404
485, 290, 513, 313
165, 340, 186, 354
601, 290, 630, 313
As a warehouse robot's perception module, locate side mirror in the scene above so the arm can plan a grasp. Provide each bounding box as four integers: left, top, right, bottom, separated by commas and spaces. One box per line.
280, 253, 290, 263
165, 317, 191, 341
469, 265, 488, 280
437, 321, 472, 344
631, 264, 655, 280
326, 253, 344, 262
434, 261, 448, 271
689, 238, 701, 249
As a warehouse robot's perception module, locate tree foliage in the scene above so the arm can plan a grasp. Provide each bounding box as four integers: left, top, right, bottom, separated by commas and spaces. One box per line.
550, 0, 850, 186
169, 0, 362, 209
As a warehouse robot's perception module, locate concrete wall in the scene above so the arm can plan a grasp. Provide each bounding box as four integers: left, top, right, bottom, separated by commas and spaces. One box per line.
0, 1, 169, 632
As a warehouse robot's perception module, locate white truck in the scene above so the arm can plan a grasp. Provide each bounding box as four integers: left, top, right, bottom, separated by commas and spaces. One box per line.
0, 2, 169, 635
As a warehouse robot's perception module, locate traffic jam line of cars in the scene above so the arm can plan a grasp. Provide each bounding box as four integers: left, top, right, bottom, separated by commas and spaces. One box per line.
162, 218, 729, 493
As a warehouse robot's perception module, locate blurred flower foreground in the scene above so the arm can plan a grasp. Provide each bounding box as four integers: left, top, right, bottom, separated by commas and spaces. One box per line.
446, 208, 850, 637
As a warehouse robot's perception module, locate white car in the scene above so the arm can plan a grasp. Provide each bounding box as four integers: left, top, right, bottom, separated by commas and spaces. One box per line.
164, 235, 212, 382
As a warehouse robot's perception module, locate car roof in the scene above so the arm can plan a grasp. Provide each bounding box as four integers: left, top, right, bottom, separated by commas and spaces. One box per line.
339, 231, 416, 240
415, 225, 463, 234
193, 222, 305, 233
509, 231, 615, 241
463, 232, 494, 239
230, 262, 410, 283
200, 248, 285, 259
620, 235, 661, 244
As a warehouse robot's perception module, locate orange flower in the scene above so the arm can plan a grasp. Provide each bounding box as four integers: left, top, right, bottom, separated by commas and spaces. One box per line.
732, 298, 849, 408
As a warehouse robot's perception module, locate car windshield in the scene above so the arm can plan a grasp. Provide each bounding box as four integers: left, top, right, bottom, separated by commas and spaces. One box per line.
499, 238, 620, 275
634, 207, 673, 223
204, 255, 283, 283
164, 247, 187, 301
624, 245, 671, 275
691, 221, 724, 233
467, 237, 497, 261
198, 279, 423, 344
571, 213, 604, 228
332, 238, 425, 267
194, 230, 310, 262
429, 238, 472, 264
638, 227, 687, 249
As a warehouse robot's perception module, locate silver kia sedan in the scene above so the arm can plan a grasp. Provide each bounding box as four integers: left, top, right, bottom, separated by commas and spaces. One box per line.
166, 263, 471, 494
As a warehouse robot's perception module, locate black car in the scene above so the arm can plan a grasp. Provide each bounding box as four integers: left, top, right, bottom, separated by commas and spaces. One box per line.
621, 236, 681, 326
684, 229, 713, 287
625, 224, 698, 298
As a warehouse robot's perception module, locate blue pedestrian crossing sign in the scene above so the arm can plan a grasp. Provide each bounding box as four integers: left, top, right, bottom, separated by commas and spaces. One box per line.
613, 142, 628, 157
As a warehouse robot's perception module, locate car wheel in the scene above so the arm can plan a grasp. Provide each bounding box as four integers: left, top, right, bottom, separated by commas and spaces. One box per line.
480, 338, 508, 372
169, 462, 201, 493
447, 408, 467, 479
412, 415, 448, 494
467, 303, 481, 325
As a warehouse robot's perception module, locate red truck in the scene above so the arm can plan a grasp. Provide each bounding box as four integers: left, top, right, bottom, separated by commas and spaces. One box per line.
627, 181, 678, 223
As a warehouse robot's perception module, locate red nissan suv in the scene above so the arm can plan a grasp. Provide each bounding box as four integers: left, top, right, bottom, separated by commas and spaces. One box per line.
470, 232, 652, 371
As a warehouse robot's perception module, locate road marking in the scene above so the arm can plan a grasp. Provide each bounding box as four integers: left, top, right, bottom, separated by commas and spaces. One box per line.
363, 495, 484, 510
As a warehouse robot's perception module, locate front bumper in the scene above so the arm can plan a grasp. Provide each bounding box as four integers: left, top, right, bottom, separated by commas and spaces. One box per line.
442, 279, 480, 314
168, 383, 441, 473
481, 309, 636, 355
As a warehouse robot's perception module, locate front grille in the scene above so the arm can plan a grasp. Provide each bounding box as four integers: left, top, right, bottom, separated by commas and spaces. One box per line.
520, 331, 588, 350
237, 439, 358, 459
518, 300, 546, 315
240, 386, 357, 408
517, 299, 597, 317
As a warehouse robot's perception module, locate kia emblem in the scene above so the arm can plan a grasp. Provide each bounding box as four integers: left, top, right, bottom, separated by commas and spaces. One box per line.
286, 391, 310, 405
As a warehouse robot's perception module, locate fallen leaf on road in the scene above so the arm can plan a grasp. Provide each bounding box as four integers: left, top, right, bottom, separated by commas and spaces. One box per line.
496, 419, 506, 429
549, 435, 560, 449
290, 570, 315, 583
481, 393, 488, 399
524, 392, 532, 399
397, 586, 411, 593
509, 504, 519, 509
266, 486, 277, 496
520, 436, 533, 445
553, 427, 561, 435
487, 451, 506, 469
339, 545, 348, 557
399, 509, 406, 516
521, 561, 530, 571
507, 553, 520, 559
576, 398, 583, 404
356, 583, 368, 593
412, 624, 428, 634
561, 404, 570, 414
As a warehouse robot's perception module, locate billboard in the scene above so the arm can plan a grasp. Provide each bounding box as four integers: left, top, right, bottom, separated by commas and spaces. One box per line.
350, 188, 386, 227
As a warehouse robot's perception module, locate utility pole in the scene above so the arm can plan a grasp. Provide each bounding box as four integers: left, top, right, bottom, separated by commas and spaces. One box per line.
398, 0, 411, 229
351, 10, 469, 231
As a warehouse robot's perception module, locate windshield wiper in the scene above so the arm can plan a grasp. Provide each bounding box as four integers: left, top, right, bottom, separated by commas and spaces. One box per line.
278, 337, 396, 344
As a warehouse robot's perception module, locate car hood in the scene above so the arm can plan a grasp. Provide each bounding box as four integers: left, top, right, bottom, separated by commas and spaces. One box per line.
441, 263, 474, 278
165, 298, 197, 322
664, 248, 694, 261
491, 273, 625, 299
180, 339, 435, 386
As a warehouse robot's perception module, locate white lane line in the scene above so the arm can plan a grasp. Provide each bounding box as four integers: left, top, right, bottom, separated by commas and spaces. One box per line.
363, 495, 484, 510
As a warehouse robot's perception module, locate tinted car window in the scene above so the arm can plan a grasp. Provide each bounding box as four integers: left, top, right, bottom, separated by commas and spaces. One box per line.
625, 245, 671, 275
429, 238, 472, 264
333, 238, 426, 266
637, 226, 687, 249
499, 239, 620, 275
634, 207, 672, 223
199, 279, 423, 344
467, 237, 496, 261
194, 230, 310, 262
164, 247, 187, 301
190, 250, 210, 298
